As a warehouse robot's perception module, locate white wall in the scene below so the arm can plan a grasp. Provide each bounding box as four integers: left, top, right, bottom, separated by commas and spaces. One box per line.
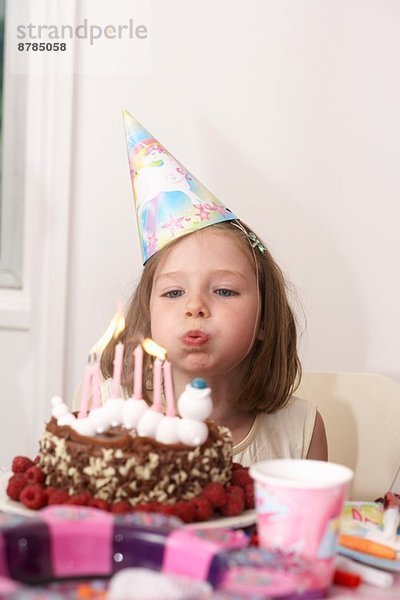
1, 0, 399, 464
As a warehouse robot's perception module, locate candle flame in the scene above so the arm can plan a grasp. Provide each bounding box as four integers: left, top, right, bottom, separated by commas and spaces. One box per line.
113, 314, 126, 339
142, 338, 167, 361
90, 310, 125, 355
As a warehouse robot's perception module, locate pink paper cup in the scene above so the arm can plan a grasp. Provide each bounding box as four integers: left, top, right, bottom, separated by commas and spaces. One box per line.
250, 459, 353, 591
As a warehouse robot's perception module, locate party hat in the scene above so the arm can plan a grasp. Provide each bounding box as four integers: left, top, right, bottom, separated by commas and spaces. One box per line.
123, 111, 237, 263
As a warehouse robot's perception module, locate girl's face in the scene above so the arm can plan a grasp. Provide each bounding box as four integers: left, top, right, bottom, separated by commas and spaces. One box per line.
150, 227, 261, 378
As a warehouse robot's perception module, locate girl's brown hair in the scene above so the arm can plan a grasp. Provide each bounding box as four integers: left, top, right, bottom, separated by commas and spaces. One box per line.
101, 221, 301, 414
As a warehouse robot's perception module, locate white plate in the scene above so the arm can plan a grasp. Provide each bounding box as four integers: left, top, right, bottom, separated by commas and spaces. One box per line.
0, 471, 257, 527
187, 509, 256, 529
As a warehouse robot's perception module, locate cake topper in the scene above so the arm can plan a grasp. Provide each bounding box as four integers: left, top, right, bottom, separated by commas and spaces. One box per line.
155, 415, 181, 444
177, 378, 212, 447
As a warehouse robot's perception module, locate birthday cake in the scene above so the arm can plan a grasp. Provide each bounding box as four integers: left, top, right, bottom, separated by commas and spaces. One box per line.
7, 377, 254, 521
37, 410, 232, 507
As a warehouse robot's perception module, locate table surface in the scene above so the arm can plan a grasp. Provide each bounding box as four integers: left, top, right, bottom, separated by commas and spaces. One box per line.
1, 479, 399, 599
329, 574, 400, 599
3, 555, 398, 596
1, 567, 400, 598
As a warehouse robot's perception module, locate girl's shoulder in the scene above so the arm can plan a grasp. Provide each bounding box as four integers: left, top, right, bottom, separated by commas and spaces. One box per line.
254, 395, 316, 431
233, 396, 317, 462
279, 394, 316, 417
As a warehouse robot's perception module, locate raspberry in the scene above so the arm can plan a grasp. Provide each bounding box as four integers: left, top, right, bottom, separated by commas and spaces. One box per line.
68, 492, 91, 506
231, 462, 244, 471
173, 501, 195, 523
11, 456, 35, 474
6, 473, 28, 501
161, 504, 182, 519
132, 501, 160, 513
226, 485, 245, 500
111, 501, 132, 514
190, 497, 213, 521
231, 468, 252, 488
43, 486, 58, 501
249, 531, 259, 546
25, 466, 45, 485
220, 493, 245, 517
202, 482, 227, 508
143, 502, 162, 513
244, 482, 255, 509
156, 504, 176, 516
20, 484, 47, 510
88, 498, 111, 511
133, 503, 150, 512
47, 490, 70, 505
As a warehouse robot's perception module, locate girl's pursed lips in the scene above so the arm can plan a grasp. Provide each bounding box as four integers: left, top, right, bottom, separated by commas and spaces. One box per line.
182, 330, 209, 346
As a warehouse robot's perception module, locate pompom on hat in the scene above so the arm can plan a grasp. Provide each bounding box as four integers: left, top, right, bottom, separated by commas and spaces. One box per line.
123, 111, 237, 263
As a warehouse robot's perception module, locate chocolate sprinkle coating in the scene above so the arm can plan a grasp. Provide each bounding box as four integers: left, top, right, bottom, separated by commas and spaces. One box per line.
37, 418, 232, 505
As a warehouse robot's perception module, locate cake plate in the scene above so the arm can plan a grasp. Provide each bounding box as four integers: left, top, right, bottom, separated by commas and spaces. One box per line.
0, 471, 256, 528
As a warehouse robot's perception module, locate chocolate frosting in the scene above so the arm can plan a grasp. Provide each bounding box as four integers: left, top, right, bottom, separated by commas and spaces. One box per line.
38, 417, 232, 505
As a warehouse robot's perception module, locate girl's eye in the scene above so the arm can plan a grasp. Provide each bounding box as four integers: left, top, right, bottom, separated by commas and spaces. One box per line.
163, 290, 184, 298
215, 289, 237, 297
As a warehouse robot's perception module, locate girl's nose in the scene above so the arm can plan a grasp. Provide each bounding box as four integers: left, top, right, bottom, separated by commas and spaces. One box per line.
185, 297, 209, 318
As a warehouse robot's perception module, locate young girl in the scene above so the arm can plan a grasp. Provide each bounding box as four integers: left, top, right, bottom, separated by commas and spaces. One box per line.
100, 218, 327, 463
96, 111, 328, 463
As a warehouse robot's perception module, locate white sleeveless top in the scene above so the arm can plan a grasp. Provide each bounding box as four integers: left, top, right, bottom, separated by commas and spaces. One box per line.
233, 397, 316, 465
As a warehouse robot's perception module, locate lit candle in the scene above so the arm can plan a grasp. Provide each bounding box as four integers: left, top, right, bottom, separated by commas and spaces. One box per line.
163, 360, 176, 417
133, 344, 143, 399
87, 313, 121, 413
142, 338, 167, 413
91, 357, 102, 410
152, 357, 163, 412
78, 356, 94, 419
111, 313, 126, 398
112, 341, 124, 398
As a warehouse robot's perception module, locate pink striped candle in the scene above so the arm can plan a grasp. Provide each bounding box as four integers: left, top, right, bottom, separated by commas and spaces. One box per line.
133, 344, 143, 399
163, 360, 176, 417
91, 360, 102, 409
111, 342, 124, 398
78, 360, 93, 419
152, 358, 162, 412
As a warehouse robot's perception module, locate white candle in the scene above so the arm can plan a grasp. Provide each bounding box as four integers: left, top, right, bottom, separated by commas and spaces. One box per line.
152, 357, 162, 412
163, 360, 176, 417
78, 359, 93, 419
133, 344, 143, 399
91, 360, 102, 410
111, 342, 124, 398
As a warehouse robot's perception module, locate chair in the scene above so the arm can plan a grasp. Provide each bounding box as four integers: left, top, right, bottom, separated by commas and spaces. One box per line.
296, 372, 400, 501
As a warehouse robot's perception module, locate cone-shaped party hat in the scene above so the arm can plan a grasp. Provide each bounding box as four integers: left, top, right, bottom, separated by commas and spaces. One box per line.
123, 111, 237, 263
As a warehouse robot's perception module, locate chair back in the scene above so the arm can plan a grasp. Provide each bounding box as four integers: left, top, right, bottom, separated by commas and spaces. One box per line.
296, 371, 400, 500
